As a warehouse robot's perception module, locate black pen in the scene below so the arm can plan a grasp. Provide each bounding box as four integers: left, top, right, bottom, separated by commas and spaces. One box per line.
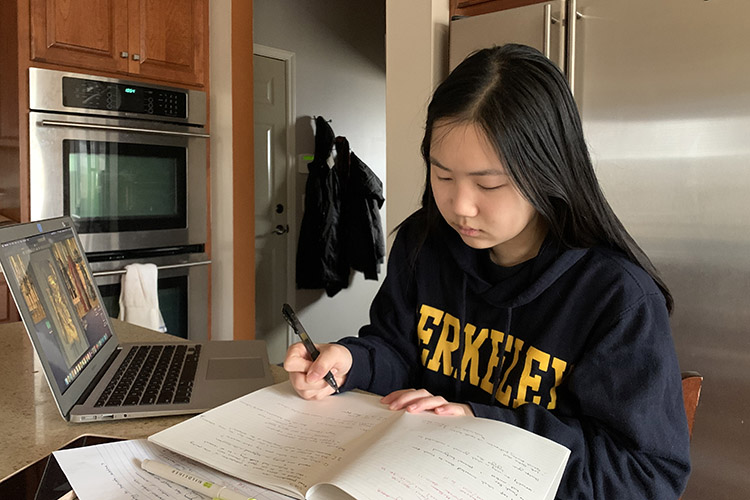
281, 303, 340, 394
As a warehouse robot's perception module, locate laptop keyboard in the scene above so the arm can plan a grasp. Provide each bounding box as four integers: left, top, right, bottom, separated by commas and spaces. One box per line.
95, 344, 201, 407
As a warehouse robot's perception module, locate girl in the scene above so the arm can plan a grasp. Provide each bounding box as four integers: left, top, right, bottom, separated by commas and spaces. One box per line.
284, 44, 691, 498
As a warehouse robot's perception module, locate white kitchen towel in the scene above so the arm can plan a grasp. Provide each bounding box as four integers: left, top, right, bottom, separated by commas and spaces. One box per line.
117, 263, 167, 332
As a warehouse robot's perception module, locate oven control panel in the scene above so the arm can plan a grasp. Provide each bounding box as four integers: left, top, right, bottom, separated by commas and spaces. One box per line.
62, 77, 187, 119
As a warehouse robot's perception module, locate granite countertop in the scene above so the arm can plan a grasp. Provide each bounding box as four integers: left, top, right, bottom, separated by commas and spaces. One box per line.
0, 319, 288, 481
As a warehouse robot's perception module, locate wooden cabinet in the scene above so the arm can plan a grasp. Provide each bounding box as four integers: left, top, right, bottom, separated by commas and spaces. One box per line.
0, 273, 21, 324
130, 0, 207, 86
29, 0, 129, 75
29, 0, 207, 87
451, 0, 548, 18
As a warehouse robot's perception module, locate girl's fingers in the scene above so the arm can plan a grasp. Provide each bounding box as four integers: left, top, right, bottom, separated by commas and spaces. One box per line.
287, 371, 336, 400
381, 388, 438, 410
403, 395, 450, 413
283, 343, 313, 373
434, 403, 474, 416
381, 389, 474, 416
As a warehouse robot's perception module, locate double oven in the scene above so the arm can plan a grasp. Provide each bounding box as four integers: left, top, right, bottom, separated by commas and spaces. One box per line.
28, 68, 209, 340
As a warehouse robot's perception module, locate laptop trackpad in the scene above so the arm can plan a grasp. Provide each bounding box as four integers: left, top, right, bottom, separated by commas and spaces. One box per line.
206, 357, 265, 380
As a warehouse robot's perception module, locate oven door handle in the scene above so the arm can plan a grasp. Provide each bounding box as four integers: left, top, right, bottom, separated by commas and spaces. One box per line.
39, 119, 210, 138
92, 260, 211, 277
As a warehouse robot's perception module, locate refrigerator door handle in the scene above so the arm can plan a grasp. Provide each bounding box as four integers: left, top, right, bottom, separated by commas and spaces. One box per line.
543, 4, 553, 58
544, 3, 564, 60
566, 0, 577, 94
566, 1, 585, 96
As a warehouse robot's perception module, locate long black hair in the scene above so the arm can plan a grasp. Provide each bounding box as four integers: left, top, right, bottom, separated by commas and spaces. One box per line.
416, 44, 673, 312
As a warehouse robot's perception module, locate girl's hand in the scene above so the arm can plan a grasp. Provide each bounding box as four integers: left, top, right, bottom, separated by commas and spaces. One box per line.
381, 388, 475, 417
283, 342, 352, 400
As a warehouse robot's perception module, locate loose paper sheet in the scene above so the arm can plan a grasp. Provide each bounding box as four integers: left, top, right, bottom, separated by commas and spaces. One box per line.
53, 438, 292, 500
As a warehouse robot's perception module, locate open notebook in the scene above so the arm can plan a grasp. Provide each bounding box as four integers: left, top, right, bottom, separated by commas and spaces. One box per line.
149, 382, 571, 500
0, 216, 274, 422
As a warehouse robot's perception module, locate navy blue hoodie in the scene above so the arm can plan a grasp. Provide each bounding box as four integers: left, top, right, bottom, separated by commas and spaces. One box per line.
337, 210, 691, 499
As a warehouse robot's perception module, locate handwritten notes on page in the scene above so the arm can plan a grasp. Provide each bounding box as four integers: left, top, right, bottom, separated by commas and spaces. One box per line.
53, 438, 291, 500
312, 412, 569, 500
149, 381, 570, 500
150, 381, 400, 498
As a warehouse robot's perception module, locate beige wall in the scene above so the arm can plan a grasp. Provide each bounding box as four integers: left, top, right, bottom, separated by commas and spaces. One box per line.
385, 0, 449, 240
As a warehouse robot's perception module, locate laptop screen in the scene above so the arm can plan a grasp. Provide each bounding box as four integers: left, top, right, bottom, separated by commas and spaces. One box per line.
0, 224, 114, 395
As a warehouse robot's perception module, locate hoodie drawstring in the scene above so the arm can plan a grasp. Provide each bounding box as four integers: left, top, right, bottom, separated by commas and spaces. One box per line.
489, 307, 513, 406
453, 273, 468, 401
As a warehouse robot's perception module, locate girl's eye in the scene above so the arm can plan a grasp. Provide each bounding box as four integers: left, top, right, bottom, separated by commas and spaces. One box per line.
436, 176, 452, 182
478, 184, 503, 191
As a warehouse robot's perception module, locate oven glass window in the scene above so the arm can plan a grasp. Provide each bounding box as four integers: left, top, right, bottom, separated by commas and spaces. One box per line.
64, 140, 187, 233
98, 275, 188, 339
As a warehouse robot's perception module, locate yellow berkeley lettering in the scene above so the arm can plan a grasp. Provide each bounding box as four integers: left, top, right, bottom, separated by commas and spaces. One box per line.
427, 312, 461, 376
416, 306, 570, 411
494, 336, 525, 406
514, 346, 551, 408
479, 329, 505, 393
460, 325, 488, 385
417, 305, 444, 365
547, 357, 568, 409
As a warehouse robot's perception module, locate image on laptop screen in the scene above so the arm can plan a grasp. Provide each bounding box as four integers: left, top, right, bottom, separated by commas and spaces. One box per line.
0, 226, 113, 394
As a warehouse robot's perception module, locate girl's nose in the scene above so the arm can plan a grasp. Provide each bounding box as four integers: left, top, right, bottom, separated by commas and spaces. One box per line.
452, 185, 479, 218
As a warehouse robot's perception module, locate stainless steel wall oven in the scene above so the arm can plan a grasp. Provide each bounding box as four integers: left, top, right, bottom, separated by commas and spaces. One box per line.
29, 68, 208, 254
28, 68, 210, 340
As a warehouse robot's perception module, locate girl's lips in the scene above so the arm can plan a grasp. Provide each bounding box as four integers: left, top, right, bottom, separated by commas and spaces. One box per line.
456, 225, 481, 237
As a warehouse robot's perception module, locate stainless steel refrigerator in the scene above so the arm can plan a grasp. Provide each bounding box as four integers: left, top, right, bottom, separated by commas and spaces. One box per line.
450, 1, 749, 498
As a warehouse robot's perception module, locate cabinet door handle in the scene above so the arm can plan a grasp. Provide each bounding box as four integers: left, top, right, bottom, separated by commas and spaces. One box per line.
132, 54, 141, 61
120, 51, 129, 58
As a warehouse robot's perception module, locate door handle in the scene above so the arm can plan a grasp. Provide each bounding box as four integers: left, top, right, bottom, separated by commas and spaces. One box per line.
91, 259, 211, 277
38, 119, 210, 138
272, 224, 289, 235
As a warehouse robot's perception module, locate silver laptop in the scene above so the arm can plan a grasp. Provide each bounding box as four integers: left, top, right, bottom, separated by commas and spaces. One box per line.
0, 217, 274, 422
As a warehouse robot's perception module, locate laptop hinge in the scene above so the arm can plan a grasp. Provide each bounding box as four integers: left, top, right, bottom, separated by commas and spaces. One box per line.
74, 347, 123, 406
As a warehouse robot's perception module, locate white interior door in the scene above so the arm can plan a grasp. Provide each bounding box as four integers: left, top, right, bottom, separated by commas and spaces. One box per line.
254, 53, 289, 364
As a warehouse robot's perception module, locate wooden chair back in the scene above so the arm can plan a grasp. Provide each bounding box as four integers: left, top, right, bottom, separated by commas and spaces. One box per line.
681, 371, 703, 440
680, 371, 702, 500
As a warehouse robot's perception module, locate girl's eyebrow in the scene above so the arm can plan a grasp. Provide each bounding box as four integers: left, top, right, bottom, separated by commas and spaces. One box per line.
430, 156, 507, 177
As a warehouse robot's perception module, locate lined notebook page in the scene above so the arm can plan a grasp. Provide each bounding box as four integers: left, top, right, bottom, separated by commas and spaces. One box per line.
149, 382, 399, 498
312, 411, 569, 500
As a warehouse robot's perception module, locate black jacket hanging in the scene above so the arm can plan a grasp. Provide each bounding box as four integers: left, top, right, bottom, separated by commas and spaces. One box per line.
334, 136, 385, 281
295, 117, 349, 296
296, 117, 386, 297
